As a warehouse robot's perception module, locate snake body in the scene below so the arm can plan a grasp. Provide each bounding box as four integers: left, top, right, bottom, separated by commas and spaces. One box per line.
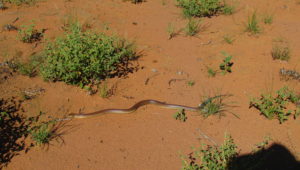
67, 100, 201, 119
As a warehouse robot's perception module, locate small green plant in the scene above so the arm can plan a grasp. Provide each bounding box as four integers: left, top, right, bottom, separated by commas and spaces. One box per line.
181, 134, 237, 170
15, 54, 45, 77
199, 95, 226, 118
187, 80, 195, 86
250, 86, 300, 123
207, 67, 217, 77
252, 136, 272, 152
245, 11, 260, 35
167, 23, 179, 40
222, 2, 236, 15
176, 0, 223, 18
263, 14, 273, 24
173, 109, 187, 122
271, 44, 290, 61
41, 23, 135, 87
98, 81, 110, 98
219, 52, 234, 74
223, 34, 234, 44
18, 23, 44, 43
185, 19, 201, 36
29, 121, 56, 146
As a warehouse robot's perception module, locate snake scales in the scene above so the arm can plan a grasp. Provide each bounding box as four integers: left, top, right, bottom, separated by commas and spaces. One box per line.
58, 95, 227, 121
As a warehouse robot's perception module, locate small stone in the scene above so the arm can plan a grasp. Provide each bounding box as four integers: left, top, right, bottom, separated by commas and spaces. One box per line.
177, 71, 183, 75
151, 68, 157, 72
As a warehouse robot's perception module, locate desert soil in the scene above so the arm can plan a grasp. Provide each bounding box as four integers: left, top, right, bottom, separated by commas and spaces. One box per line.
1, 0, 300, 169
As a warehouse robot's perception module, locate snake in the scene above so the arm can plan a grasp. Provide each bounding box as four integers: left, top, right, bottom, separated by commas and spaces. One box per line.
58, 95, 228, 121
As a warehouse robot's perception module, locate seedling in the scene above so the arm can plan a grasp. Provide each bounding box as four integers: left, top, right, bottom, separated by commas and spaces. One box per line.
166, 23, 178, 40
223, 34, 234, 44
185, 19, 201, 36
98, 82, 110, 98
173, 109, 187, 122
219, 52, 234, 74
263, 14, 273, 24
15, 54, 44, 77
207, 67, 217, 77
250, 86, 300, 123
18, 23, 44, 43
187, 80, 195, 86
245, 11, 260, 35
222, 1, 236, 15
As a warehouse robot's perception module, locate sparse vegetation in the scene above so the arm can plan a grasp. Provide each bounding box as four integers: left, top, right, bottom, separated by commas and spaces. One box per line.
223, 34, 234, 44
263, 14, 273, 24
271, 41, 290, 61
28, 118, 61, 146
40, 23, 136, 87
250, 86, 300, 123
245, 11, 260, 35
173, 109, 187, 122
181, 134, 237, 170
187, 80, 195, 86
207, 67, 217, 77
199, 95, 227, 118
98, 81, 110, 98
219, 52, 234, 74
18, 23, 44, 43
177, 0, 222, 18
185, 19, 201, 36
167, 23, 178, 40
14, 54, 45, 77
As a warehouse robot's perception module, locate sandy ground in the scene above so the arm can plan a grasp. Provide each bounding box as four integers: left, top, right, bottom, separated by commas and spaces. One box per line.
1, 0, 300, 169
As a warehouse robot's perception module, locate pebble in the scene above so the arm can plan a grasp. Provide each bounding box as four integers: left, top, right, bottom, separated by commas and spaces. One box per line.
151, 68, 157, 72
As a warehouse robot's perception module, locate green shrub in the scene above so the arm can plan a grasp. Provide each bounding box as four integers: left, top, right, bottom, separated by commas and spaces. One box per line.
250, 86, 300, 123
181, 134, 237, 170
41, 25, 135, 87
177, 0, 223, 18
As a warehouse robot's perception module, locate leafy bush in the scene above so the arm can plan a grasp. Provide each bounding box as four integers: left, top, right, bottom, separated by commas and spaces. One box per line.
250, 86, 300, 123
181, 134, 238, 170
177, 0, 222, 18
41, 25, 135, 87
173, 109, 187, 122
177, 0, 235, 18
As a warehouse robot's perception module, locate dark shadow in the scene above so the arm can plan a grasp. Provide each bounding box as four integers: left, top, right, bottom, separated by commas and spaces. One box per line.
107, 48, 143, 79
0, 98, 29, 169
228, 143, 300, 170
0, 97, 72, 169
